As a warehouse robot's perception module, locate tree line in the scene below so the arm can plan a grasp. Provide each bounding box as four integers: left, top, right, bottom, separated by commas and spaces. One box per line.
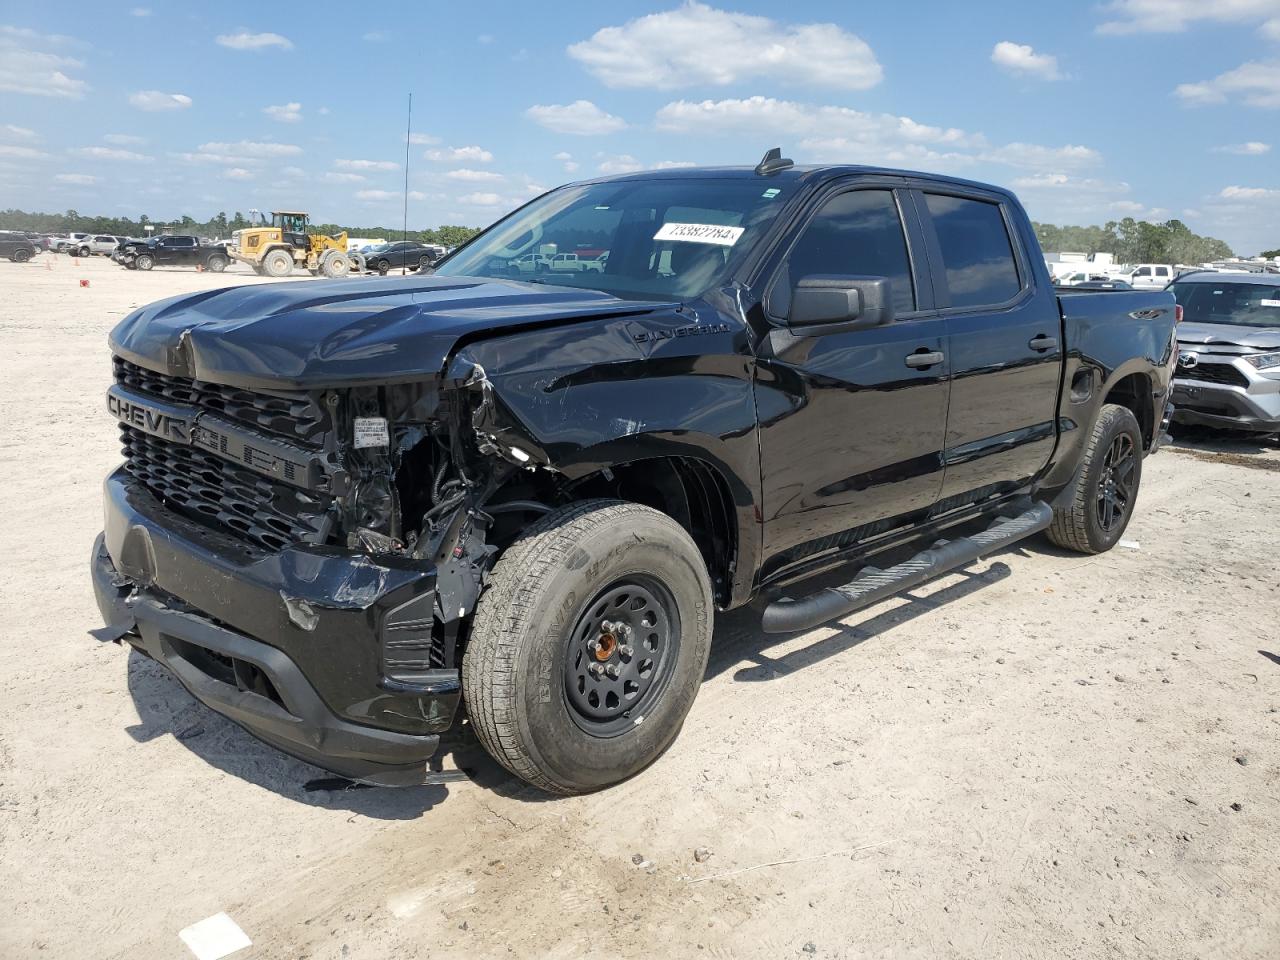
1032, 218, 1236, 264
0, 208, 481, 249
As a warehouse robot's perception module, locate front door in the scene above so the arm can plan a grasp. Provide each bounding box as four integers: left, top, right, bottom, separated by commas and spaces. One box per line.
756, 184, 950, 573
913, 189, 1062, 504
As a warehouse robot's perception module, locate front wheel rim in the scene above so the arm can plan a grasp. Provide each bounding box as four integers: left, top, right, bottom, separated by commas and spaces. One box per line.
563, 576, 680, 738
1097, 433, 1136, 531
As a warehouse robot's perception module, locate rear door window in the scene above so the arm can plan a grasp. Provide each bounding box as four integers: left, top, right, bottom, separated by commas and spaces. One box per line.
924, 194, 1022, 308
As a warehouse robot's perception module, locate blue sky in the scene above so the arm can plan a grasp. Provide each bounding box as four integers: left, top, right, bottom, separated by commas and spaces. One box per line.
2, 1, 1279, 253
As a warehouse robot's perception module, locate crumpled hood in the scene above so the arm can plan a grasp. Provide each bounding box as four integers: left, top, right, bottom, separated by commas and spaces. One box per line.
109, 275, 669, 389
1177, 321, 1280, 350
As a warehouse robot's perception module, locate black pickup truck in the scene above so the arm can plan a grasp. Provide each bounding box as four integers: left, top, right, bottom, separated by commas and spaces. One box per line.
119, 235, 230, 272
92, 153, 1178, 794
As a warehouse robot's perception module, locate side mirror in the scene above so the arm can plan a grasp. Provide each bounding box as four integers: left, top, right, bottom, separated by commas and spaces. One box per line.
788, 275, 895, 332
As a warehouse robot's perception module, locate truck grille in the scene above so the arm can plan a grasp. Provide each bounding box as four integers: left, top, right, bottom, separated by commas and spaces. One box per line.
120, 425, 332, 553
1177, 363, 1248, 388
113, 356, 334, 553
113, 356, 328, 446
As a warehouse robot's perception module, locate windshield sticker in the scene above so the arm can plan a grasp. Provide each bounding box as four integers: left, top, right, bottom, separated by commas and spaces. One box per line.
653, 222, 745, 247
1261, 299, 1280, 307
762, 188, 781, 199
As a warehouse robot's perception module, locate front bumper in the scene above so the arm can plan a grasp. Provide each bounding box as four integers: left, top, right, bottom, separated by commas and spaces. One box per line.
92, 468, 461, 786
1170, 377, 1280, 434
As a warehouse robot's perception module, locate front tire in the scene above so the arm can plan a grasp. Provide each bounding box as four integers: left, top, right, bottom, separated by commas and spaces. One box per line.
206, 254, 227, 273
1046, 403, 1144, 554
134, 253, 154, 271
376, 258, 390, 276
263, 249, 294, 278
464, 500, 713, 795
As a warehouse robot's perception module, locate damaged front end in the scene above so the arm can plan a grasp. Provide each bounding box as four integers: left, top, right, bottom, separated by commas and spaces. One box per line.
334, 357, 555, 684
93, 352, 553, 785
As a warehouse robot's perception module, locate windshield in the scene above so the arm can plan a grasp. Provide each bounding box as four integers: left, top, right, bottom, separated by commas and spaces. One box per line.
1168, 280, 1280, 328
434, 178, 795, 300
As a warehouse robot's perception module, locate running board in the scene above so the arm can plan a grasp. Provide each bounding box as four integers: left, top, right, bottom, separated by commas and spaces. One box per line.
760, 501, 1053, 634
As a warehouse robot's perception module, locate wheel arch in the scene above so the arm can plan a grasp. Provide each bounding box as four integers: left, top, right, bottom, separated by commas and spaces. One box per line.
1100, 368, 1155, 449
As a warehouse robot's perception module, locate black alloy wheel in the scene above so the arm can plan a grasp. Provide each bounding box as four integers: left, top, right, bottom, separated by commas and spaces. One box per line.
1096, 432, 1136, 531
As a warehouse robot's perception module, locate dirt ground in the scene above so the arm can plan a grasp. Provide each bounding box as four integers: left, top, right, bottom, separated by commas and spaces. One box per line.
2, 253, 1278, 960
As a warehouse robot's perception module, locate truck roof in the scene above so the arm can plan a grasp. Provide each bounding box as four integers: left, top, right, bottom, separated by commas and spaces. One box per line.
578, 163, 1020, 201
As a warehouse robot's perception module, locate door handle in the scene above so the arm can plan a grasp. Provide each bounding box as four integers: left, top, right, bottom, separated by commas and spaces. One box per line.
1028, 335, 1058, 352
905, 350, 944, 369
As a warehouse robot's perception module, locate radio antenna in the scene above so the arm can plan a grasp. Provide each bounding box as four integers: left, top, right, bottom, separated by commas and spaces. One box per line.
402, 92, 412, 275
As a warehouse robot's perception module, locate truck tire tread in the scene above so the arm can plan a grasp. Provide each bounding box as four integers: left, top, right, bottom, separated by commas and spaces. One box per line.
1046, 403, 1142, 554
464, 499, 708, 795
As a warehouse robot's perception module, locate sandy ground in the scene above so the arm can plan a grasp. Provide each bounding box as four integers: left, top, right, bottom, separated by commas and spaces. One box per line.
1, 253, 1278, 960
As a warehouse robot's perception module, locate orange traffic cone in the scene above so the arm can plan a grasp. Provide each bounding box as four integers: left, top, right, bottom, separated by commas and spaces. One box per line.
80, 279, 90, 288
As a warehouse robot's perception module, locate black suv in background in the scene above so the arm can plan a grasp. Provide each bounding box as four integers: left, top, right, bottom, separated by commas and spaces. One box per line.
0, 231, 38, 262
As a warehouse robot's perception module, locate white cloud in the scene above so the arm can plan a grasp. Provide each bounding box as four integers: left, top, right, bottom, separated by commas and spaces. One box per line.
281, 166, 306, 177
337, 158, 397, 170
478, 33, 494, 44
444, 168, 504, 182
2, 124, 37, 141
1213, 141, 1272, 154
71, 146, 151, 161
408, 190, 428, 201
363, 31, 387, 42
317, 106, 330, 116
1219, 185, 1280, 199
322, 171, 365, 183
597, 154, 644, 174
459, 191, 503, 205
652, 160, 696, 169
201, 140, 301, 157
104, 133, 145, 145
1097, 0, 1280, 34
526, 100, 627, 135
991, 41, 1062, 80
129, 90, 192, 111
1011, 173, 1130, 194
55, 173, 98, 184
215, 31, 293, 51
263, 101, 302, 123
356, 189, 394, 200
1264, 17, 1280, 39
408, 132, 440, 145
131, 7, 151, 15
1176, 60, 1280, 108
0, 144, 48, 159
553, 151, 579, 173
654, 96, 1101, 172
223, 167, 254, 180
426, 145, 494, 163
0, 26, 88, 99
569, 2, 881, 91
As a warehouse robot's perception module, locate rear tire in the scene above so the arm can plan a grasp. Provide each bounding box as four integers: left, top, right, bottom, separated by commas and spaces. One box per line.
135, 253, 154, 271
77, 245, 90, 258
13, 249, 31, 263
463, 500, 713, 795
1046, 403, 1143, 554
416, 255, 430, 272
376, 258, 390, 276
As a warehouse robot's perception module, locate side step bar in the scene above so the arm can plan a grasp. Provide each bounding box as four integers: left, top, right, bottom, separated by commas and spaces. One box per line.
761, 501, 1053, 634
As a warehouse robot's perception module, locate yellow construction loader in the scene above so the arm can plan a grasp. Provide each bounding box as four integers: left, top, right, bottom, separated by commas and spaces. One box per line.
228, 211, 356, 278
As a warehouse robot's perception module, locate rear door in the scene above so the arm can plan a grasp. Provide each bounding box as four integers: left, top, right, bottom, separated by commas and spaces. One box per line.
756, 181, 950, 569
912, 188, 1062, 504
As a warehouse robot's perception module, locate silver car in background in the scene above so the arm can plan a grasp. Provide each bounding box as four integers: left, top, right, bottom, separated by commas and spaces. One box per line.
1167, 271, 1280, 434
